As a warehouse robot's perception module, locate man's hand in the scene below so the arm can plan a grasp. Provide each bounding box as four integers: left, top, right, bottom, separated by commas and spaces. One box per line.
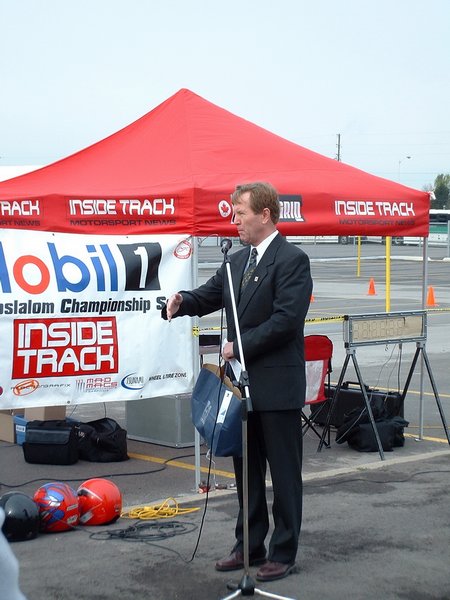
166, 293, 183, 321
221, 341, 235, 361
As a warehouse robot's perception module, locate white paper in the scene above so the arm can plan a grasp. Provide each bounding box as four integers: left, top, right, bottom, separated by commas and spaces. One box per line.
222, 338, 242, 383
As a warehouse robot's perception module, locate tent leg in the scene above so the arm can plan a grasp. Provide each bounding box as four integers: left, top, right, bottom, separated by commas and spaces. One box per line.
194, 429, 201, 490
193, 236, 202, 490
419, 237, 428, 438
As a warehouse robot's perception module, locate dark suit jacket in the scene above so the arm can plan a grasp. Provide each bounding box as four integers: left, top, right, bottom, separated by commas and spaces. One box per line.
166, 234, 313, 411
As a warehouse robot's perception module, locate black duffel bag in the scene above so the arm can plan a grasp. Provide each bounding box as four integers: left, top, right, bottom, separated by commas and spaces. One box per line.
336, 403, 409, 452
23, 419, 79, 465
77, 417, 129, 462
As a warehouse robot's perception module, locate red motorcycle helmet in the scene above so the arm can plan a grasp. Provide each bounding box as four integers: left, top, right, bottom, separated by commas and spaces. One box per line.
33, 482, 79, 532
77, 478, 122, 525
0, 491, 40, 542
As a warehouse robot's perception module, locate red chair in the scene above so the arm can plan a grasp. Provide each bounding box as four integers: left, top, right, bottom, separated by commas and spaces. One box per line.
302, 335, 333, 448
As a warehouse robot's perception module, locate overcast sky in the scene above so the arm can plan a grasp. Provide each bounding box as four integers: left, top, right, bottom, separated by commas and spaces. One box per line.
1, 0, 449, 191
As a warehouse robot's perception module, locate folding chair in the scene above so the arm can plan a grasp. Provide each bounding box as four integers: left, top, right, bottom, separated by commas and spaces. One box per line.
302, 335, 333, 448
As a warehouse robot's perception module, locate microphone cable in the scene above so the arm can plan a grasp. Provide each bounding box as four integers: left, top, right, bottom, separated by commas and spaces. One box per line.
188, 249, 232, 563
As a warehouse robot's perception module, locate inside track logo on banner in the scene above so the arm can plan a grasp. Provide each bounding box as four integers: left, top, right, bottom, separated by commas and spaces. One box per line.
12, 317, 119, 378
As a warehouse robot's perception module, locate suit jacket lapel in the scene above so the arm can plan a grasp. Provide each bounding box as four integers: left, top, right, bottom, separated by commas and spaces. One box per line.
238, 235, 282, 316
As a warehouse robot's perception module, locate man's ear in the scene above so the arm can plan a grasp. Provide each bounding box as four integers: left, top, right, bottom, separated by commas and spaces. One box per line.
261, 207, 271, 224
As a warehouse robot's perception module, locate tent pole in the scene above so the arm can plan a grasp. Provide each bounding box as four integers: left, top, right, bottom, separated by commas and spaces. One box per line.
419, 238, 429, 439
385, 236, 391, 312
193, 236, 202, 490
356, 236, 361, 277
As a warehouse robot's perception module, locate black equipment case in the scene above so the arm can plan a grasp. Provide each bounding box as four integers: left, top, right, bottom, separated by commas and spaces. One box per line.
309, 381, 404, 428
22, 419, 79, 465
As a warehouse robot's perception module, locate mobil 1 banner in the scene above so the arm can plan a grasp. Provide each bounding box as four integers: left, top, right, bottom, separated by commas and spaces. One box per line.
0, 231, 195, 409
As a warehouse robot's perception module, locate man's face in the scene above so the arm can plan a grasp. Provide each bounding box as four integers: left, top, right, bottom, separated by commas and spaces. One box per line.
233, 192, 268, 246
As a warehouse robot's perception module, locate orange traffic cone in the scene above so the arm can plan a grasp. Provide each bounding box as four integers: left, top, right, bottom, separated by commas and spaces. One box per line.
367, 277, 377, 295
310, 293, 315, 303
426, 286, 438, 307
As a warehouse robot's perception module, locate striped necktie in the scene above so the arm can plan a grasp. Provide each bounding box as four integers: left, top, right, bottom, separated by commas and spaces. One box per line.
240, 248, 258, 291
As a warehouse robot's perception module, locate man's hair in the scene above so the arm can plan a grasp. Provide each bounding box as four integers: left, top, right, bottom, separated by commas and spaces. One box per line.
231, 182, 280, 224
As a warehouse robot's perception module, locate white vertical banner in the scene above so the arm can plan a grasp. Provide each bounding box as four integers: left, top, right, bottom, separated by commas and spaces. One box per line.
0, 230, 195, 409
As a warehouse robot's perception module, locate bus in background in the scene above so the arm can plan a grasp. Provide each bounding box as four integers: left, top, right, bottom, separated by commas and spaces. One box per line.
403, 209, 450, 246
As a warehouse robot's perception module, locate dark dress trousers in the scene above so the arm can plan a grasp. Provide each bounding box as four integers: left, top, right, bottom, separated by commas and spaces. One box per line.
165, 233, 313, 563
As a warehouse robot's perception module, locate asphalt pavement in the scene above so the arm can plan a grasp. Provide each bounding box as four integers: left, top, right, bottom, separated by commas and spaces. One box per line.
2, 428, 450, 600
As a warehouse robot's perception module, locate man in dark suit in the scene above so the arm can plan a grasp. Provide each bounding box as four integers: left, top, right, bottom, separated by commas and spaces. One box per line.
162, 182, 312, 582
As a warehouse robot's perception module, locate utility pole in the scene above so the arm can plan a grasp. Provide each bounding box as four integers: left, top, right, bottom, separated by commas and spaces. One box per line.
336, 133, 341, 161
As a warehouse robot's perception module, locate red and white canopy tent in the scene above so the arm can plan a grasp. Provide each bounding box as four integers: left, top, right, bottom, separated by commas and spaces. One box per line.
0, 89, 430, 415
0, 88, 429, 238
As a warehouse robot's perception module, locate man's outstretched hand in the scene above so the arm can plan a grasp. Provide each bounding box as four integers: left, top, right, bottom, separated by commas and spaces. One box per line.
166, 293, 183, 321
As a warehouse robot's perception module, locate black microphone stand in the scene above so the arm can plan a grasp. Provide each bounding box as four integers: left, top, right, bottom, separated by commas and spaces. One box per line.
220, 240, 296, 600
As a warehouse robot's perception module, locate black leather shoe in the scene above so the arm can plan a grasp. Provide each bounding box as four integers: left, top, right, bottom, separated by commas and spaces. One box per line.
256, 561, 297, 582
215, 550, 266, 572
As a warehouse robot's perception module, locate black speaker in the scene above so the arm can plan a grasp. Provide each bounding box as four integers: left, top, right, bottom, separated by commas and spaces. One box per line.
310, 382, 404, 428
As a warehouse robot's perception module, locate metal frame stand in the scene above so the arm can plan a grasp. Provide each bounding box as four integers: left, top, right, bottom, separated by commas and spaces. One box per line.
220, 243, 296, 600
318, 340, 450, 459
401, 341, 450, 444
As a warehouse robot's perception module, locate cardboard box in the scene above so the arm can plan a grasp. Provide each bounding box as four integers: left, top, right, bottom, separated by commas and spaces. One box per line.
0, 410, 24, 443
24, 405, 66, 421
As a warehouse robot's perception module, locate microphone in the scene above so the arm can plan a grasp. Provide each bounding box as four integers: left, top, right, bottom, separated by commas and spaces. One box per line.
220, 238, 232, 254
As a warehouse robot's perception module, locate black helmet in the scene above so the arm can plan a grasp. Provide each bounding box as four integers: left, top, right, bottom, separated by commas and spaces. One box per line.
0, 491, 40, 542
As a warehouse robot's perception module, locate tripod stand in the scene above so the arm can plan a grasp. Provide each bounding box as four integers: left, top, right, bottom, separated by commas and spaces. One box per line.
220, 241, 296, 600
